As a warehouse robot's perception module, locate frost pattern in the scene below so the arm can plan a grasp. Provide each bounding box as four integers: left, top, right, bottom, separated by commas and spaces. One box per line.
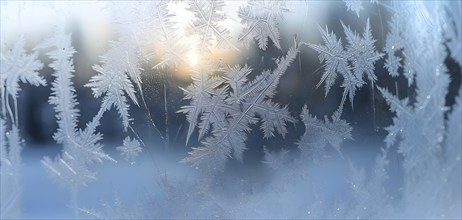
152, 1, 190, 69
345, 148, 392, 219
187, 0, 236, 52
441, 91, 462, 215
444, 1, 462, 65
117, 137, 142, 164
87, 1, 181, 129
383, 1, 439, 84
238, 0, 288, 50
379, 2, 461, 217
1, 36, 45, 104
79, 193, 145, 219
180, 45, 298, 172
343, 0, 379, 17
0, 122, 23, 219
88, 1, 180, 145
86, 2, 143, 129
343, 0, 363, 17
379, 70, 448, 188
307, 19, 383, 112
178, 63, 226, 144
379, 3, 449, 175
297, 105, 352, 163
1, 35, 46, 218
39, 29, 115, 211
263, 147, 289, 170
0, 1, 460, 219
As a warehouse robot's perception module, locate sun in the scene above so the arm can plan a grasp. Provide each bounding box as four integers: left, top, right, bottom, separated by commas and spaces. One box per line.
188, 50, 199, 66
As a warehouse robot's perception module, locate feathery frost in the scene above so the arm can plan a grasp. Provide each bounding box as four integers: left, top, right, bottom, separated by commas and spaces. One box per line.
180, 45, 299, 173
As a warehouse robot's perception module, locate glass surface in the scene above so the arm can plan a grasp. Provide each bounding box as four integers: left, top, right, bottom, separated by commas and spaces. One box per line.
1, 1, 461, 219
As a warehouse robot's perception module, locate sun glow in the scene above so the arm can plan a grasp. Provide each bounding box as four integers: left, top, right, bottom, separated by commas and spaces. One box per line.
188, 50, 199, 66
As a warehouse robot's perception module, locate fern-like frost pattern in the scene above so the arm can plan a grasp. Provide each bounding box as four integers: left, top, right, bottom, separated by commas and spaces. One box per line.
298, 105, 352, 162
181, 45, 299, 172
308, 19, 383, 112
238, 0, 288, 50
40, 29, 114, 196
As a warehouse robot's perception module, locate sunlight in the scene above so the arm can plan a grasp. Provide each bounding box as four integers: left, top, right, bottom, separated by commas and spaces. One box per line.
188, 50, 199, 66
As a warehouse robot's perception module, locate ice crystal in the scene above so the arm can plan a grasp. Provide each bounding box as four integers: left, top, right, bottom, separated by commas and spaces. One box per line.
0, 35, 46, 219
297, 105, 352, 162
117, 137, 142, 164
238, 0, 289, 50
187, 0, 236, 52
308, 19, 383, 112
181, 45, 299, 172
40, 29, 114, 202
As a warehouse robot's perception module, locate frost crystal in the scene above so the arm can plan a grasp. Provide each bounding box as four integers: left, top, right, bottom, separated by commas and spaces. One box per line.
1, 35, 45, 219
187, 0, 236, 52
263, 147, 289, 170
238, 0, 288, 50
343, 0, 363, 17
181, 45, 299, 172
117, 137, 142, 164
379, 2, 461, 217
346, 148, 392, 219
40, 28, 114, 201
298, 105, 352, 162
308, 19, 383, 112
0, 1, 460, 219
1, 36, 45, 100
